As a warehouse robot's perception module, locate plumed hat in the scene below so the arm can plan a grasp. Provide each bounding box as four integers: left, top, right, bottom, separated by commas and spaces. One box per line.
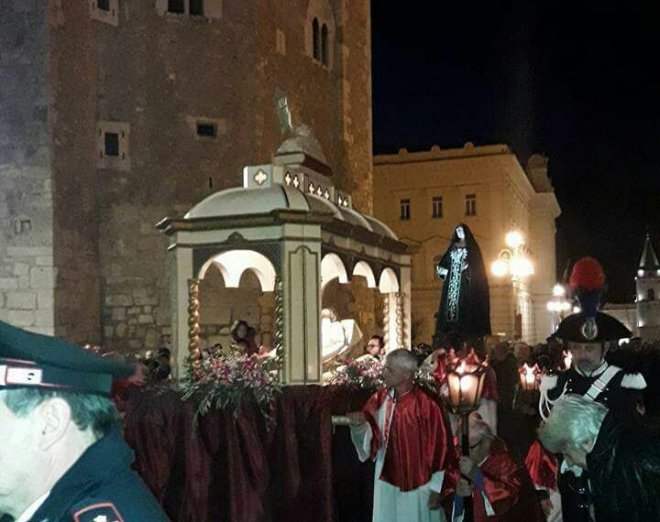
553, 257, 631, 343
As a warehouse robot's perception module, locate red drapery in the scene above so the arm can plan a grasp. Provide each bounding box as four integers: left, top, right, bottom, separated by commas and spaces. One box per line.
123, 386, 375, 522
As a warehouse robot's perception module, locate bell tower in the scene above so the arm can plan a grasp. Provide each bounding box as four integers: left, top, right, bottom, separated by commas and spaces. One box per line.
636, 234, 660, 342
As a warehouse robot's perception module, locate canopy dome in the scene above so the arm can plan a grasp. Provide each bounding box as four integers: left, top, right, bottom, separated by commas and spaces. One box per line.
184, 184, 397, 240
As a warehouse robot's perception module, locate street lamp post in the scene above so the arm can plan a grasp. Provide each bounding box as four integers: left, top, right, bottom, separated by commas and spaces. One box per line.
546, 283, 573, 332
491, 231, 534, 340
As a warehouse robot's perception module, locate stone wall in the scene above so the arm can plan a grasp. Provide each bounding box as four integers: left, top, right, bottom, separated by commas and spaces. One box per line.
2, 0, 372, 351
0, 3, 55, 335
50, 0, 102, 342
92, 0, 372, 351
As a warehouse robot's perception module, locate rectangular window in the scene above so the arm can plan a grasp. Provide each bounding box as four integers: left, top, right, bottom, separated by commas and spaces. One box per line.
465, 194, 477, 216
196, 121, 217, 138
400, 198, 411, 221
432, 196, 443, 219
168, 0, 185, 14
104, 132, 119, 156
189, 0, 204, 16
97, 0, 110, 11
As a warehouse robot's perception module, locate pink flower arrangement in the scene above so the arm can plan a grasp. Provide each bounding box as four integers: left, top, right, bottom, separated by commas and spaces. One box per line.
328, 357, 385, 389
183, 353, 281, 421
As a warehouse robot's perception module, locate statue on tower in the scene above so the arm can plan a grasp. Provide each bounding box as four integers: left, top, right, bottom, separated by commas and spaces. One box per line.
432, 223, 491, 347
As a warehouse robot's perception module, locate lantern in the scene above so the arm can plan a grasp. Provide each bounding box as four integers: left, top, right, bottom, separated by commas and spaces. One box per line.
445, 359, 487, 415
445, 355, 487, 522
518, 363, 541, 391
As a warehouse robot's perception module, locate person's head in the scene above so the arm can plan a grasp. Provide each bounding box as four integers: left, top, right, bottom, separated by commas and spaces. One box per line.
538, 394, 608, 469
230, 320, 251, 340
493, 342, 511, 362
568, 341, 608, 373
0, 388, 120, 515
383, 349, 418, 389
320, 308, 338, 322
157, 346, 171, 362
366, 335, 385, 357
0, 320, 133, 516
514, 342, 531, 363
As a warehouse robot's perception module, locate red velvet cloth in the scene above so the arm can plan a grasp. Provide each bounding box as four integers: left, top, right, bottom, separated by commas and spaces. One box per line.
524, 439, 558, 491
362, 386, 457, 492
122, 386, 375, 522
473, 439, 546, 521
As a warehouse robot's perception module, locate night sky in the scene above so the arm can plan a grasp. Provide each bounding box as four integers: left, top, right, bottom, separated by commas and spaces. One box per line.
371, 1, 660, 302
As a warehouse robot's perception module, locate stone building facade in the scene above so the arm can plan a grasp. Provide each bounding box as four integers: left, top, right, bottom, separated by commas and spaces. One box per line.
0, 0, 372, 349
373, 144, 561, 345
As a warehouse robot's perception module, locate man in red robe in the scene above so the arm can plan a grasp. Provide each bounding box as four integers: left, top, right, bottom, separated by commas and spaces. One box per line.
452, 414, 545, 521
347, 349, 456, 522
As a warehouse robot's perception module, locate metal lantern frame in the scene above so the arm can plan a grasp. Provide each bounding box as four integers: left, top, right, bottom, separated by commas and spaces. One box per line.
445, 359, 488, 415
518, 362, 542, 391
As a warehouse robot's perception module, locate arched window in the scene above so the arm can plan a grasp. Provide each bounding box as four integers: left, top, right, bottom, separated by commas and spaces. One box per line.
312, 18, 320, 61
306, 0, 334, 68
321, 24, 329, 65
648, 288, 656, 301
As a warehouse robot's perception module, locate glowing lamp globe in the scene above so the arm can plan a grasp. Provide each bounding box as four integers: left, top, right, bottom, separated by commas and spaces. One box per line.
445, 359, 487, 414
505, 231, 524, 249
491, 259, 509, 277
552, 284, 565, 297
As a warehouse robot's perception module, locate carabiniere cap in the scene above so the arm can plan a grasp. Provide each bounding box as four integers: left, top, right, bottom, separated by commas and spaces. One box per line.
0, 321, 134, 395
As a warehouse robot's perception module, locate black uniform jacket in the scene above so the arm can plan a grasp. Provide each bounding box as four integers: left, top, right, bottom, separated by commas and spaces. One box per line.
588, 411, 660, 522
27, 429, 170, 522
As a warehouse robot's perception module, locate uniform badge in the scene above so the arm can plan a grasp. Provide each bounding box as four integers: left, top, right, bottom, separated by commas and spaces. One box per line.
73, 503, 124, 522
580, 317, 598, 341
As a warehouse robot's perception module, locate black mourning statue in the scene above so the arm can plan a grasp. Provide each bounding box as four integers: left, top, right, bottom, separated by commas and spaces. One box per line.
432, 224, 491, 346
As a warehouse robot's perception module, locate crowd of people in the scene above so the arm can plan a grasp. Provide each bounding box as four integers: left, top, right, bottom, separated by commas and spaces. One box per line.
343, 256, 660, 522
3, 252, 660, 521
346, 336, 660, 522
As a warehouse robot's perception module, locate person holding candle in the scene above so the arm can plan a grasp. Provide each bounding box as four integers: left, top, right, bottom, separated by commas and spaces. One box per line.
451, 413, 545, 521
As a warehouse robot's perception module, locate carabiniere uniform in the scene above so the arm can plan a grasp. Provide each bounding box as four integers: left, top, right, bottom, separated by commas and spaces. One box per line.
0, 320, 170, 522
538, 258, 646, 522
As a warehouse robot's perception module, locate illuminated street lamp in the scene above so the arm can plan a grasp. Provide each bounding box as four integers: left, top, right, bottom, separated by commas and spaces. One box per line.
491, 231, 534, 340
546, 283, 573, 331
491, 231, 534, 282
445, 357, 488, 522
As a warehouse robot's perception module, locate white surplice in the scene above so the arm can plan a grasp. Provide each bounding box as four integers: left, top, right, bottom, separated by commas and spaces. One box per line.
350, 390, 447, 522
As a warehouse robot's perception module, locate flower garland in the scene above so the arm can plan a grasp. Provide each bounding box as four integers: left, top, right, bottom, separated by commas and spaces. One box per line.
181, 348, 282, 424
326, 356, 385, 390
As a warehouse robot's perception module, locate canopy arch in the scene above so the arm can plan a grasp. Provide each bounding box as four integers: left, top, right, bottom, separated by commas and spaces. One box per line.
199, 249, 277, 292
352, 260, 377, 288
321, 252, 349, 289
378, 267, 400, 294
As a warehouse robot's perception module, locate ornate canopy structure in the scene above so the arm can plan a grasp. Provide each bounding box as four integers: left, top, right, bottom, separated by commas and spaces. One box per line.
157, 132, 411, 384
